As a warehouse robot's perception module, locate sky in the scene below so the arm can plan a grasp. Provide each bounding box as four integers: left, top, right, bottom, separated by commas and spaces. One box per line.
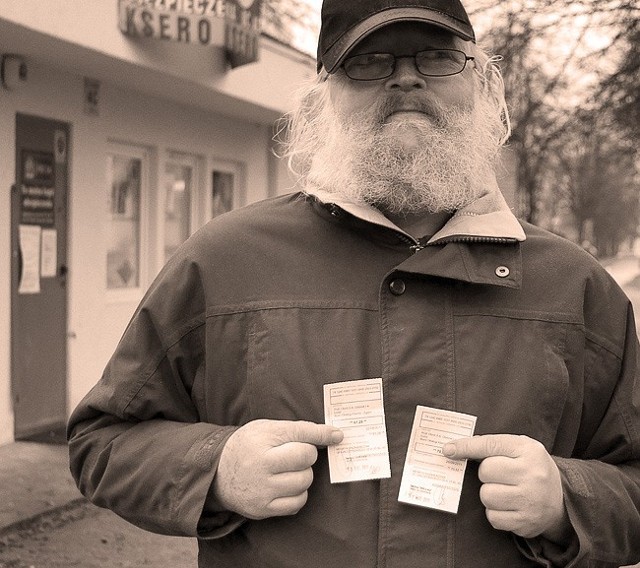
292, 0, 321, 55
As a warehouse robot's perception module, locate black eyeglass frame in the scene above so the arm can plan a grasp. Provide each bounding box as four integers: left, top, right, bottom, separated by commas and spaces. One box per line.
342, 48, 475, 81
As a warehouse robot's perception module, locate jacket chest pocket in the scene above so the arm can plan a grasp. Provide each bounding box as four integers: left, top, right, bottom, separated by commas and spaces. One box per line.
453, 313, 572, 450
245, 306, 383, 424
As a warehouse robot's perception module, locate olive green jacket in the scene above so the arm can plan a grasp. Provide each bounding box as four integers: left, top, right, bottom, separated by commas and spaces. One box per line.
68, 191, 640, 567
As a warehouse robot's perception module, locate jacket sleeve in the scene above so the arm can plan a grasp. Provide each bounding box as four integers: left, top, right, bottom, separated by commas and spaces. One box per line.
67, 252, 243, 538
522, 296, 640, 567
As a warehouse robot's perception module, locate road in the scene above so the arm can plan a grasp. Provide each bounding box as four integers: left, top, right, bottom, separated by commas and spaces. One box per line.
0, 256, 639, 568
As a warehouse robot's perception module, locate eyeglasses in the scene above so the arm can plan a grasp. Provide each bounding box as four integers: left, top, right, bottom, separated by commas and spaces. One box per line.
342, 49, 475, 81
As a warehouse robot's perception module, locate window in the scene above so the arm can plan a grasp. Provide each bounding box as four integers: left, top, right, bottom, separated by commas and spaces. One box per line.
106, 145, 148, 291
210, 160, 244, 220
163, 159, 194, 263
212, 170, 234, 218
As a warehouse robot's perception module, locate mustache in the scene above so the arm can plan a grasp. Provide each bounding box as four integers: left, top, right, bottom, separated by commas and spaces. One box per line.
371, 93, 447, 124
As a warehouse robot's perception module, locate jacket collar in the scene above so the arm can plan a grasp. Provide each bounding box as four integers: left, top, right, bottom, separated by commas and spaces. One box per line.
305, 186, 526, 245
306, 185, 525, 289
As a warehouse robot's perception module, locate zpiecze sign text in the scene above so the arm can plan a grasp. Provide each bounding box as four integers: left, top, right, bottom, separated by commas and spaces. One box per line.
118, 0, 261, 66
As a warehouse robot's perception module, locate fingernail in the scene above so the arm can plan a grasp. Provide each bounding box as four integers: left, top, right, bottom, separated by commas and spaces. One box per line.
330, 429, 344, 444
442, 443, 455, 457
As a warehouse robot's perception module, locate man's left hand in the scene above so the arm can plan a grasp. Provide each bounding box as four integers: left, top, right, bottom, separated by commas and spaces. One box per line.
443, 434, 568, 541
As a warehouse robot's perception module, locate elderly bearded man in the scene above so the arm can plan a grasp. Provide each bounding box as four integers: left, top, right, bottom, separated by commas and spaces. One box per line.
68, 0, 640, 566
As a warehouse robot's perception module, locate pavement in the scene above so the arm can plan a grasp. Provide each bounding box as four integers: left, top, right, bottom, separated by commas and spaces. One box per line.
0, 439, 84, 535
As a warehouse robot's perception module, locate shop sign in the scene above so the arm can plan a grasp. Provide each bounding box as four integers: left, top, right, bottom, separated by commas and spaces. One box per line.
118, 0, 262, 68
20, 150, 56, 227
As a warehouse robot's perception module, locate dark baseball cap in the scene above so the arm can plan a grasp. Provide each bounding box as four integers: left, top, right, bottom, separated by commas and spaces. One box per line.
317, 0, 476, 74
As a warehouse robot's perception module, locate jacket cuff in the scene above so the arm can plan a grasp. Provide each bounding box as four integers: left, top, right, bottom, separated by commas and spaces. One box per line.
515, 533, 580, 567
194, 425, 245, 539
197, 511, 247, 539
514, 457, 592, 567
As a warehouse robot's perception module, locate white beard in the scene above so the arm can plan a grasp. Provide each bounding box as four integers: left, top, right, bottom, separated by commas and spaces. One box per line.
301, 85, 503, 215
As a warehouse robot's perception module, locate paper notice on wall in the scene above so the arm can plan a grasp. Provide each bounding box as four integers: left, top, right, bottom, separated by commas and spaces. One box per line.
41, 228, 57, 278
19, 224, 42, 294
398, 406, 477, 514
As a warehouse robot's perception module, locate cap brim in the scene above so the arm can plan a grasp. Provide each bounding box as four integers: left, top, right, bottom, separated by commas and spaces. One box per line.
322, 8, 475, 74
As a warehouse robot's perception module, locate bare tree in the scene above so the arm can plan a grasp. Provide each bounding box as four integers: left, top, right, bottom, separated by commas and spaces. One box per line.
597, 23, 640, 141
468, 0, 639, 255
473, 2, 577, 223
550, 110, 638, 254
261, 0, 318, 52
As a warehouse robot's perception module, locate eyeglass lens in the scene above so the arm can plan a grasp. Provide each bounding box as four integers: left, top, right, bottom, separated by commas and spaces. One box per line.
344, 49, 469, 80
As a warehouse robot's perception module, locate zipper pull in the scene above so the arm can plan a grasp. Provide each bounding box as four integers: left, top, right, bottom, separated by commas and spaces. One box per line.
409, 236, 429, 252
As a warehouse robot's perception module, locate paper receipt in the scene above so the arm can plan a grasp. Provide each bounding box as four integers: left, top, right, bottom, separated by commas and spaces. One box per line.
323, 378, 391, 484
398, 406, 477, 513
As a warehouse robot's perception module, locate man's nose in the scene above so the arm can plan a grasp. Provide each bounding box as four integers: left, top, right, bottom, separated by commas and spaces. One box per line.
385, 57, 427, 92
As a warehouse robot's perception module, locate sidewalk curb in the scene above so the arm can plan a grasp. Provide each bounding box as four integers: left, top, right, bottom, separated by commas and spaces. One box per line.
0, 497, 88, 538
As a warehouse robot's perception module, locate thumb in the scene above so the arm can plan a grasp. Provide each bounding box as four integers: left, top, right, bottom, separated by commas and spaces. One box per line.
285, 420, 344, 447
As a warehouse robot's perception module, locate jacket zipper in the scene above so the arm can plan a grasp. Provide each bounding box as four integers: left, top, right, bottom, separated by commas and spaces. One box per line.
405, 235, 519, 252
433, 236, 519, 245
393, 232, 424, 252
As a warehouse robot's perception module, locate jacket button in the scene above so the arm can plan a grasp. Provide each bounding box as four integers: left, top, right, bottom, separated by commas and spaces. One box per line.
389, 279, 406, 295
495, 266, 510, 278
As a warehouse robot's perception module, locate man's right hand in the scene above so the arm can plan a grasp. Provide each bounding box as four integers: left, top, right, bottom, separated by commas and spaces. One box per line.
212, 419, 344, 520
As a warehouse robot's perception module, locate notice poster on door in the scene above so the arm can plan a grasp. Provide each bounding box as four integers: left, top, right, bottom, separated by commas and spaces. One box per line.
19, 224, 42, 294
21, 150, 56, 227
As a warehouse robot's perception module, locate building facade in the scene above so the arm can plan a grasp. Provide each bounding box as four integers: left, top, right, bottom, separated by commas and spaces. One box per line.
0, 0, 314, 445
